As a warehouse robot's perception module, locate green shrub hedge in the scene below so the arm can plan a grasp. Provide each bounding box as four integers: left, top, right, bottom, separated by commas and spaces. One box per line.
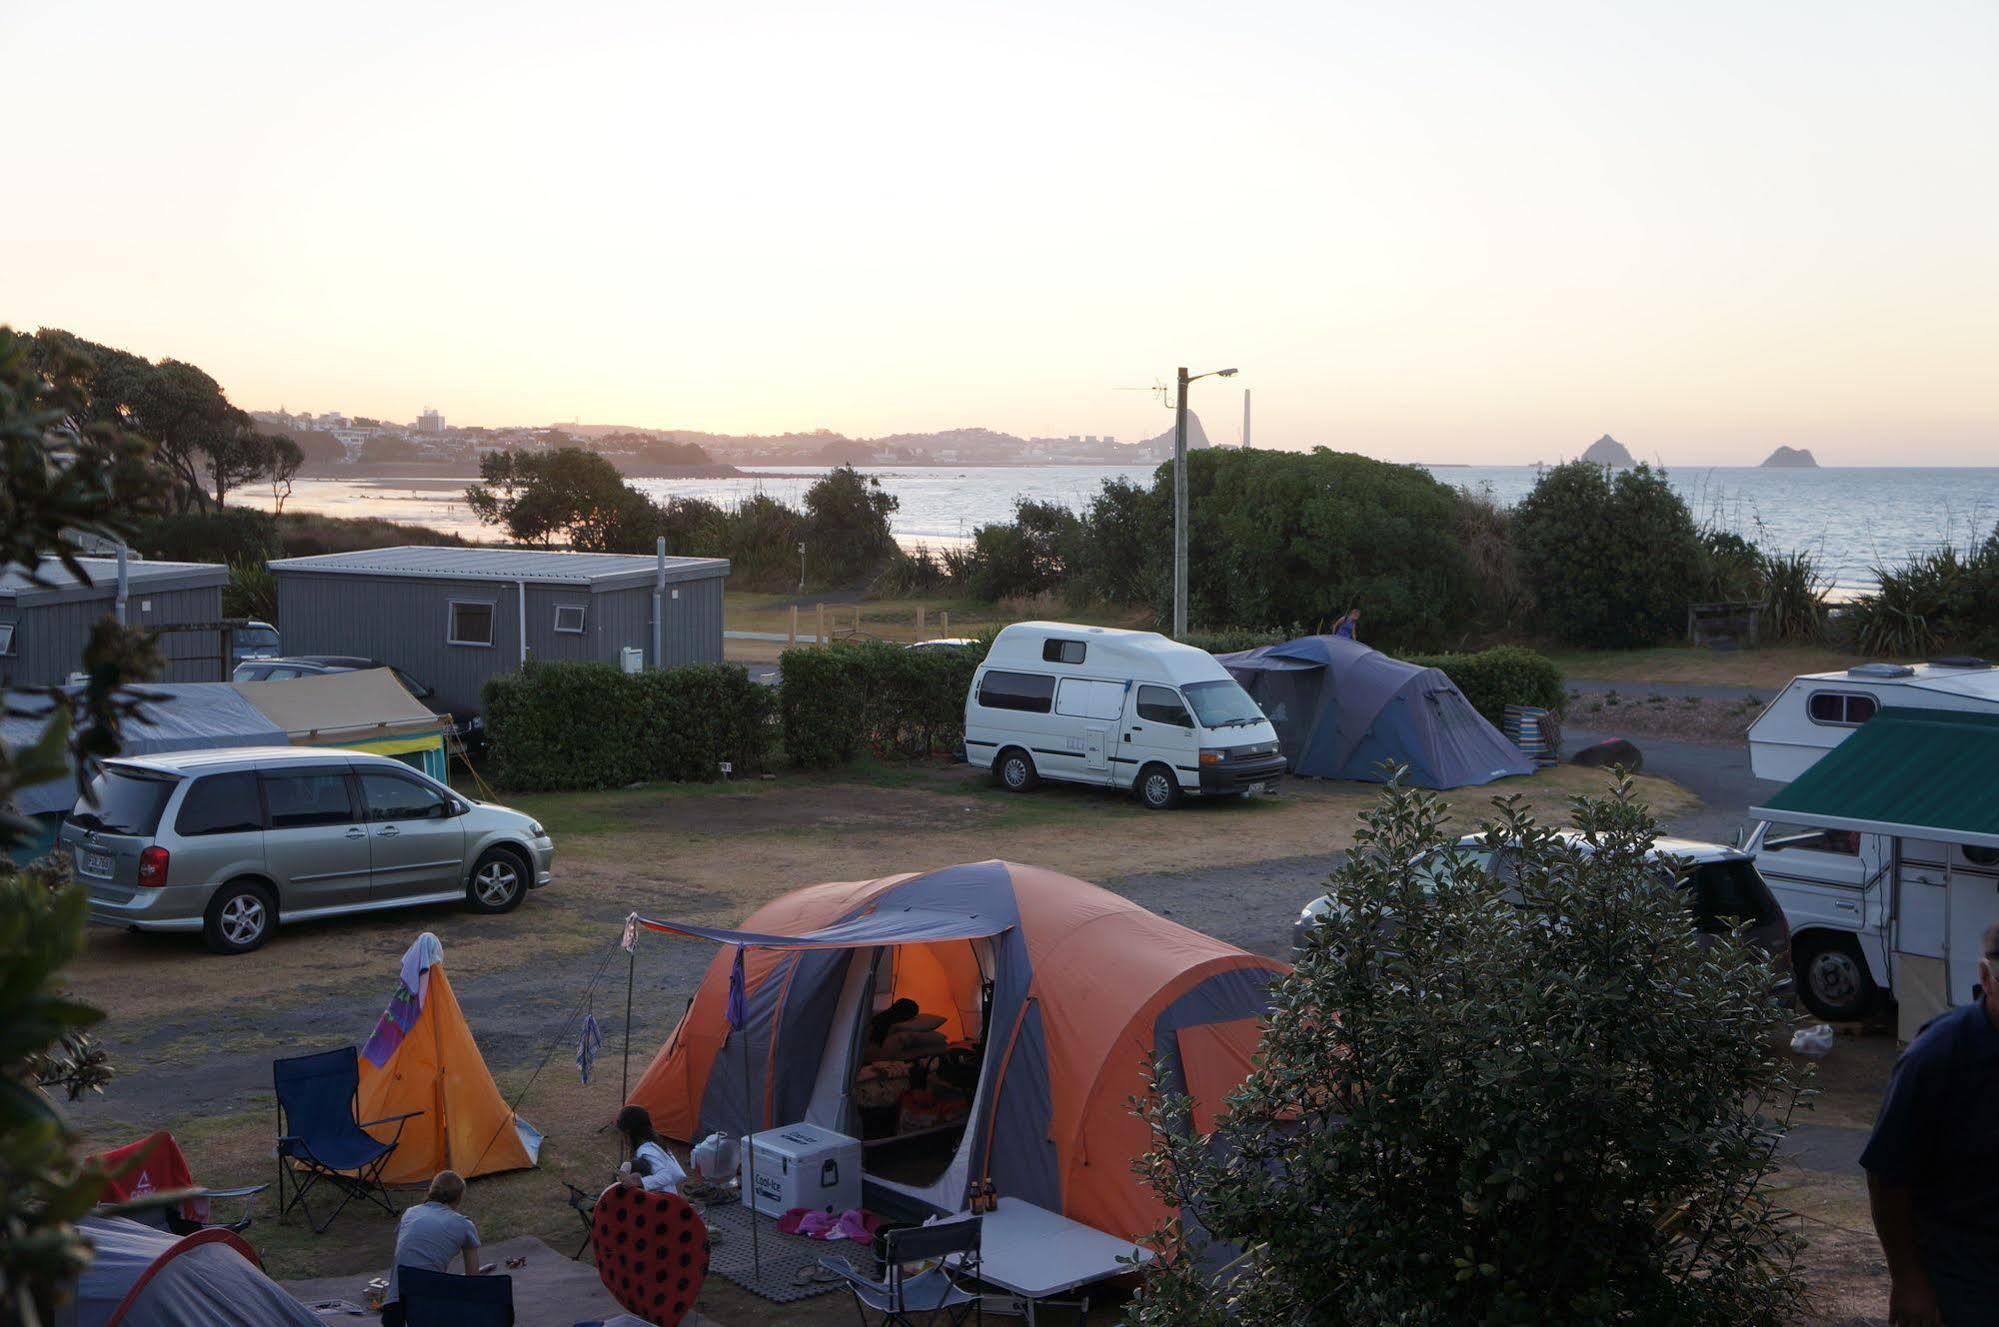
1404, 646, 1566, 726
778, 640, 986, 768
483, 660, 773, 791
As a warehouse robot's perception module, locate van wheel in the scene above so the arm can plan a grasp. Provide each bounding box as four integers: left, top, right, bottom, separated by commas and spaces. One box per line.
467, 848, 529, 914
1137, 764, 1182, 811
994, 748, 1039, 793
204, 881, 276, 955
1795, 934, 1876, 1021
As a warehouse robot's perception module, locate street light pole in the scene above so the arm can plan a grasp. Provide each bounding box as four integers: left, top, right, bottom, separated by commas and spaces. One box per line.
1173, 367, 1190, 639
1170, 365, 1237, 640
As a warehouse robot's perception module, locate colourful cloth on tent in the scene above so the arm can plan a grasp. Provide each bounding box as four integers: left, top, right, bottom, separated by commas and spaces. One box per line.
363, 933, 444, 1069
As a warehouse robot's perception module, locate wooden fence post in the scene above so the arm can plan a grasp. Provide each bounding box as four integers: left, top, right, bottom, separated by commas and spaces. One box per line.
916, 605, 926, 638
940, 610, 950, 636
788, 604, 798, 646
816, 602, 826, 645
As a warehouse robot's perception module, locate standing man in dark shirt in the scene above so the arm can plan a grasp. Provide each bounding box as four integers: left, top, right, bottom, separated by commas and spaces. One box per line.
1862, 921, 1999, 1325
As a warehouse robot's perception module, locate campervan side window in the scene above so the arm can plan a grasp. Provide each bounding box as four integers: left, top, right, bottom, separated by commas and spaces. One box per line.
978, 670, 1056, 714
553, 604, 586, 634
1041, 639, 1087, 665
448, 600, 495, 647
1136, 684, 1192, 727
1055, 678, 1126, 721
1806, 692, 1877, 726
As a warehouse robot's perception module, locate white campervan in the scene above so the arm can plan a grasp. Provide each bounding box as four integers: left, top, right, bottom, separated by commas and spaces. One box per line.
965, 622, 1285, 809
1744, 656, 1999, 1020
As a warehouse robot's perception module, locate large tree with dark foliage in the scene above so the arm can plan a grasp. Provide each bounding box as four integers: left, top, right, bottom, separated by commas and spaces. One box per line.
1125, 777, 1806, 1327
802, 465, 898, 585
1513, 461, 1702, 647
1, 325, 167, 1325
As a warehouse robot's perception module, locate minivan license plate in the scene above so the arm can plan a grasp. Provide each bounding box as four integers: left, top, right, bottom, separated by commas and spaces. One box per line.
1246, 782, 1267, 797
79, 850, 114, 880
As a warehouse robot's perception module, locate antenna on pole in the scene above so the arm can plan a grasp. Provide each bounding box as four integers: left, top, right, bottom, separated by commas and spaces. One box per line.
1242, 389, 1252, 449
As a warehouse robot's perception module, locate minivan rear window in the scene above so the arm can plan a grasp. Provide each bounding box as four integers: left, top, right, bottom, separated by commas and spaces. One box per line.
72, 769, 178, 836
978, 670, 1056, 714
176, 772, 263, 837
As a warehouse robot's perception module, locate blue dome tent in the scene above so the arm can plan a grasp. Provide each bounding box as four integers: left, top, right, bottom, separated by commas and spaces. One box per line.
1217, 636, 1532, 789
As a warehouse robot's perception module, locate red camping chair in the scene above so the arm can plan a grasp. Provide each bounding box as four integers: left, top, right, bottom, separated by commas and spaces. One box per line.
89, 1130, 269, 1235
590, 1183, 709, 1327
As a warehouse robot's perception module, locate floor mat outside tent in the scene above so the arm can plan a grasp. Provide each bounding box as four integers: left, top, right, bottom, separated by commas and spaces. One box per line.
699, 1201, 847, 1304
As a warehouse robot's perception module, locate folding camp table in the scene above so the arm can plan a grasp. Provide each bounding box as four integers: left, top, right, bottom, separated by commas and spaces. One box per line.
949, 1197, 1152, 1323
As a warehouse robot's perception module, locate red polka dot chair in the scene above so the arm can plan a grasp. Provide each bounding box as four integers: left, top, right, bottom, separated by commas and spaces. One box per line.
590, 1184, 710, 1326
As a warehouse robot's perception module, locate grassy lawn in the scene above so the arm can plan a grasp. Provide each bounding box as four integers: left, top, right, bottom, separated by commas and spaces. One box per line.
69, 756, 1869, 1325
724, 591, 1147, 644
1542, 643, 1874, 689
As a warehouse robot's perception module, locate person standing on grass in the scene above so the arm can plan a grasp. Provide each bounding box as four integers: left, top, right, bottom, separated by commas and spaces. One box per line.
1332, 608, 1360, 641
382, 1170, 486, 1326
1862, 921, 1999, 1326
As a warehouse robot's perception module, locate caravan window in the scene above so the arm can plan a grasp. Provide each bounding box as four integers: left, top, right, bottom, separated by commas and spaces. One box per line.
1041, 639, 1087, 665
1761, 821, 1860, 856
1055, 678, 1126, 721
1806, 692, 1877, 726
978, 670, 1056, 714
553, 604, 586, 634
0, 622, 14, 655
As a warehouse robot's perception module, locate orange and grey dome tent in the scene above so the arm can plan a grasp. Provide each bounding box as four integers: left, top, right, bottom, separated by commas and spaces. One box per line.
625, 860, 1285, 1243
357, 933, 542, 1183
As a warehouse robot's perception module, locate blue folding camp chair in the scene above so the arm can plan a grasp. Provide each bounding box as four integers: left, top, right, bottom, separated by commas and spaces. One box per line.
273, 1046, 421, 1234
820, 1216, 984, 1326
397, 1265, 515, 1327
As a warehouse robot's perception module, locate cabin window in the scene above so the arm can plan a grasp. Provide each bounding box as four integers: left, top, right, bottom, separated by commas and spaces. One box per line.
1806, 692, 1877, 727
1137, 684, 1193, 727
977, 670, 1056, 714
553, 604, 587, 634
1964, 845, 1999, 868
448, 600, 495, 647
1055, 677, 1127, 721
1041, 639, 1087, 665
0, 622, 14, 655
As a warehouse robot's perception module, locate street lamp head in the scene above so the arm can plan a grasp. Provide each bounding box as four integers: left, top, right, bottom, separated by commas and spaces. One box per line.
1217, 368, 1239, 377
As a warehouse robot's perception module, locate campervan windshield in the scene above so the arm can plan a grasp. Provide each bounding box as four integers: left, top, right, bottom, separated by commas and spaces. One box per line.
1182, 679, 1264, 729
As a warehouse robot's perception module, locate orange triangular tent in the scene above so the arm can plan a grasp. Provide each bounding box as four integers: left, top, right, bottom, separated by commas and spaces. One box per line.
357, 934, 541, 1183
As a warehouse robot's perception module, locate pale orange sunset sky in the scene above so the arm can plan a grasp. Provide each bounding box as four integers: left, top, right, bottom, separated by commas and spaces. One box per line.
4, 1, 1994, 464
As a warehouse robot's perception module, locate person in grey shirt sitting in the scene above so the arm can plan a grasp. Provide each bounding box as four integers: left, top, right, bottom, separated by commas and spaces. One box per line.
382, 1170, 487, 1326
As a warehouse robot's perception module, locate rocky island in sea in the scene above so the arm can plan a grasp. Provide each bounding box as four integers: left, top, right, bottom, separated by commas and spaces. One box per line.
1760, 445, 1819, 468
1580, 434, 1635, 466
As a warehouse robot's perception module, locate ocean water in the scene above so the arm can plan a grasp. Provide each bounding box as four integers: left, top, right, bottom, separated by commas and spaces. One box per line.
251, 463, 1999, 597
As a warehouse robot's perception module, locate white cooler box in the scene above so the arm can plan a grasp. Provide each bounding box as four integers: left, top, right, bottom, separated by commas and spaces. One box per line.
740, 1122, 861, 1218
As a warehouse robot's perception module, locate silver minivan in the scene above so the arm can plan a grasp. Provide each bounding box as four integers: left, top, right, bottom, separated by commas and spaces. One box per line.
58, 746, 555, 954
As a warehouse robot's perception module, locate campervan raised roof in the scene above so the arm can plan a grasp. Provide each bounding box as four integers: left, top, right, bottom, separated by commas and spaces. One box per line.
965, 622, 1284, 809
1746, 658, 1999, 783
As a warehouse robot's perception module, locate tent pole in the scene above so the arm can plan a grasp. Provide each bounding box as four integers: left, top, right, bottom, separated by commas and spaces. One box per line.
621, 947, 635, 1110
431, 976, 450, 1171
743, 1024, 760, 1280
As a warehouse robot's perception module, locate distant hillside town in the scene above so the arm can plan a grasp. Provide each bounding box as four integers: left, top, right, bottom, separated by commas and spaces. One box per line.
250, 406, 1217, 474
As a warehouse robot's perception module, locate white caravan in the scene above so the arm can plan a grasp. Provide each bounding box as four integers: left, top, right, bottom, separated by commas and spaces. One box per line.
965, 622, 1285, 809
1747, 658, 1999, 783
1743, 657, 1999, 1023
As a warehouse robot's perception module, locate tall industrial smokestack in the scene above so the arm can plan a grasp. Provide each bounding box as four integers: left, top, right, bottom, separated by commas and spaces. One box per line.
1241, 389, 1252, 449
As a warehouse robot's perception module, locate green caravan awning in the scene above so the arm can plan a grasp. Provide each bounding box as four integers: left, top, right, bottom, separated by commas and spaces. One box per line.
1750, 706, 1999, 850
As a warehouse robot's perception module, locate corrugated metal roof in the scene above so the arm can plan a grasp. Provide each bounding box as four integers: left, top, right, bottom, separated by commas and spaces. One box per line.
1752, 706, 1999, 848
268, 545, 730, 586
0, 557, 226, 597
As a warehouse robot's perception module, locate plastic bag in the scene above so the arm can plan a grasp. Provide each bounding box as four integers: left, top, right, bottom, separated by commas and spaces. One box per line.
1790, 1023, 1835, 1057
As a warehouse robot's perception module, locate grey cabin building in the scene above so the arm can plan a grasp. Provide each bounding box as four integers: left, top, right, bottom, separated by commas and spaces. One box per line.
1, 558, 230, 688
268, 546, 731, 718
